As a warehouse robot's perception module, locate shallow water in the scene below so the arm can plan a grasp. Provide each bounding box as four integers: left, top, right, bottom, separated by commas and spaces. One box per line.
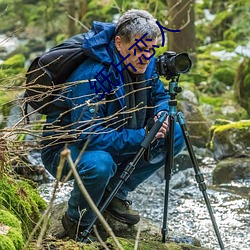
38, 157, 250, 250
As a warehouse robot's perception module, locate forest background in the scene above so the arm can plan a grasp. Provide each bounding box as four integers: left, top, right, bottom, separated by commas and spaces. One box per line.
0, 0, 250, 126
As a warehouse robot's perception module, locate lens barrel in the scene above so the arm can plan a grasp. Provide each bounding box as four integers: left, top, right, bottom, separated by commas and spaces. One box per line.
156, 52, 192, 79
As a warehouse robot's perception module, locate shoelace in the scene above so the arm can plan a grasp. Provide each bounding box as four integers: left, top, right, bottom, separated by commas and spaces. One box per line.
123, 199, 132, 209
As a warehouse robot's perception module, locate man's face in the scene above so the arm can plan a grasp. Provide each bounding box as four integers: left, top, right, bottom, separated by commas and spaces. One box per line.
115, 35, 157, 74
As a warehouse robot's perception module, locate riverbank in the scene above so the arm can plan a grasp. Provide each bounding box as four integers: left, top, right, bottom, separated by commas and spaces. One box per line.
38, 155, 250, 250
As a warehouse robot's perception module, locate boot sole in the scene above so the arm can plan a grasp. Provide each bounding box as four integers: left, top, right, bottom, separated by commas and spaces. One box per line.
105, 210, 140, 225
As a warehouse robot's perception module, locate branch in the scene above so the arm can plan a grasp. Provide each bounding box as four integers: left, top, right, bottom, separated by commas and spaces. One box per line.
68, 14, 90, 32
62, 148, 124, 250
168, 0, 193, 27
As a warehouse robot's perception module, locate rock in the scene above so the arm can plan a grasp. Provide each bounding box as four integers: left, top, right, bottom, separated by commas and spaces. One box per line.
161, 81, 210, 148
179, 100, 211, 148
44, 202, 211, 250
221, 105, 237, 116
209, 120, 250, 160
170, 168, 193, 189
181, 89, 199, 105
213, 157, 250, 184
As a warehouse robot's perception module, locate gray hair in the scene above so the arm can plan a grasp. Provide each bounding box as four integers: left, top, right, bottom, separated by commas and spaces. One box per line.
115, 9, 160, 43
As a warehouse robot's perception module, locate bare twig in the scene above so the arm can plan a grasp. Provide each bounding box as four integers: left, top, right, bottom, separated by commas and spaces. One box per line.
68, 14, 90, 31
93, 225, 110, 250
134, 220, 142, 250
61, 148, 124, 250
168, 0, 193, 26
179, 5, 191, 30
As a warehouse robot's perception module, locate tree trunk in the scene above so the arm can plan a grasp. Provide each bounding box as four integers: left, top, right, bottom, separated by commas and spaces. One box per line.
67, 0, 77, 36
167, 0, 196, 62
78, 0, 88, 20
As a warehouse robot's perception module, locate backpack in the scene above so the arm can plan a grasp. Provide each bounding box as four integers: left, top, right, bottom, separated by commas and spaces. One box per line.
24, 34, 86, 115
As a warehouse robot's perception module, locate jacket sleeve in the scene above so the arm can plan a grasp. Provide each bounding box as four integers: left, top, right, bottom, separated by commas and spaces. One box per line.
65, 60, 146, 156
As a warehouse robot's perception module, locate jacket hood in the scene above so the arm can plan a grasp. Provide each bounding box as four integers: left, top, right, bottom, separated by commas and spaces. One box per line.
82, 21, 116, 65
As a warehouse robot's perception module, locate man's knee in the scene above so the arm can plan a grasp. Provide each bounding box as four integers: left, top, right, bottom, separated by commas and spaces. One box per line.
77, 150, 117, 181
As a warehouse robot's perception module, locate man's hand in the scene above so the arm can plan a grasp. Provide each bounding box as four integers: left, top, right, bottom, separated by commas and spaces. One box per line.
154, 111, 169, 139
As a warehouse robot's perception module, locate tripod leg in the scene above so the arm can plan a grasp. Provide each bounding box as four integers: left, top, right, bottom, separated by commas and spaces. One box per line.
81, 112, 168, 240
177, 112, 225, 250
162, 114, 175, 243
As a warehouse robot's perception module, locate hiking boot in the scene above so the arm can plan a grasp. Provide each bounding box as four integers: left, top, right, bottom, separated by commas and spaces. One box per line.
61, 213, 97, 243
105, 196, 140, 225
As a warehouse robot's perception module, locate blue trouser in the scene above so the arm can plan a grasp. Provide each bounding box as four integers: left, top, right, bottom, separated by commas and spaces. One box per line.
41, 122, 185, 226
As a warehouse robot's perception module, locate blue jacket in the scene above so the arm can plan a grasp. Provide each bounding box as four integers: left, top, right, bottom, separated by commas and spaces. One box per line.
44, 21, 170, 156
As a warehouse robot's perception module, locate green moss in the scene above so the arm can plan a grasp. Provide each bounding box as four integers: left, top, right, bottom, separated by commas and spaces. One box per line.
0, 175, 46, 239
213, 120, 250, 133
0, 209, 21, 229
0, 209, 24, 249
199, 90, 248, 122
1, 54, 25, 69
106, 237, 208, 250
209, 120, 250, 151
218, 40, 237, 52
208, 10, 234, 42
199, 95, 224, 107
0, 54, 26, 86
213, 67, 235, 86
7, 228, 24, 249
0, 235, 16, 250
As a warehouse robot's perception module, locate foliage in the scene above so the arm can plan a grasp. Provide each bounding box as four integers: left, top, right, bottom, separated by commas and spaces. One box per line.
0, 174, 47, 238
0, 54, 26, 87
234, 57, 250, 116
198, 91, 248, 122
0, 209, 24, 250
197, 0, 250, 46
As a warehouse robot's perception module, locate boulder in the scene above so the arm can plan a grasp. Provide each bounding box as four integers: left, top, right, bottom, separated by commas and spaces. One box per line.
179, 100, 211, 148
43, 202, 211, 250
209, 120, 250, 160
213, 157, 250, 184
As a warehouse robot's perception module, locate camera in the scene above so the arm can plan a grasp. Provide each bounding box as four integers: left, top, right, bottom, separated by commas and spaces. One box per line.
156, 51, 192, 79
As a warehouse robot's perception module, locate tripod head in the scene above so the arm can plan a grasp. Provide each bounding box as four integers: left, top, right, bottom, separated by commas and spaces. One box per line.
168, 76, 182, 100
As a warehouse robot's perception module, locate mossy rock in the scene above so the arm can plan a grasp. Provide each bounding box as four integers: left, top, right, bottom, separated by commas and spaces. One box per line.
44, 202, 211, 250
209, 120, 250, 160
213, 157, 250, 184
0, 174, 47, 239
28, 237, 211, 250
199, 92, 248, 122
213, 67, 235, 86
107, 237, 210, 250
0, 209, 24, 250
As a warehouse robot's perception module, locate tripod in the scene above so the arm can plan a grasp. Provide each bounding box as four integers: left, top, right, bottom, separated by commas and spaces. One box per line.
82, 77, 225, 250
162, 77, 225, 249
81, 110, 168, 241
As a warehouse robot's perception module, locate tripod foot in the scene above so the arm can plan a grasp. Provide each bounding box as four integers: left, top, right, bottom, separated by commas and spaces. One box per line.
161, 227, 168, 243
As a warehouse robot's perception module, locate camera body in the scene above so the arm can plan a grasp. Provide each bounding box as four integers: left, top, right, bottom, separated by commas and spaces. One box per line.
156, 51, 192, 79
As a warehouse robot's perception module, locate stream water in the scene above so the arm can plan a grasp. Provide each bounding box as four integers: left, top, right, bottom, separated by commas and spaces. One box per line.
38, 156, 250, 250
